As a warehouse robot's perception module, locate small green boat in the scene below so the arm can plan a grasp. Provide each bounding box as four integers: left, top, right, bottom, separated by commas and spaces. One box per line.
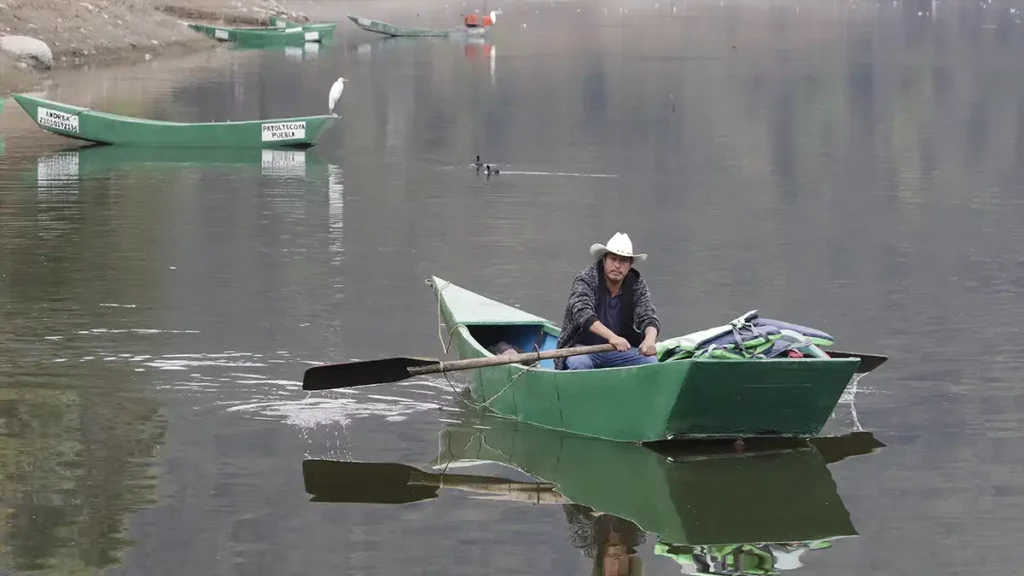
187, 22, 325, 46
303, 412, 881, 558
347, 15, 488, 37
12, 94, 337, 148
427, 276, 878, 442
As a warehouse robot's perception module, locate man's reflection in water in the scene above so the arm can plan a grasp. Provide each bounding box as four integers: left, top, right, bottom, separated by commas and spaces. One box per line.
654, 539, 835, 574
563, 504, 645, 576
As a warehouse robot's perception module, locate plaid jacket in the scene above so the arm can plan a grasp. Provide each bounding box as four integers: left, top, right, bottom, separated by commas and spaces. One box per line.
553, 261, 660, 369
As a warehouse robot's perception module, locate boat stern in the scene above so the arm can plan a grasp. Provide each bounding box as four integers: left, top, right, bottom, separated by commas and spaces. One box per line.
665, 358, 860, 438
305, 115, 340, 145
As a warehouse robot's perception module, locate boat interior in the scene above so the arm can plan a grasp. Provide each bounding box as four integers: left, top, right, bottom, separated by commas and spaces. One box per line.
461, 321, 886, 374
465, 323, 560, 369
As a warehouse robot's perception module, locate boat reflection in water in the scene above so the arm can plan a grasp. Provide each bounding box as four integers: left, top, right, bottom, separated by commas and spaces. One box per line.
30, 144, 323, 185
302, 412, 884, 575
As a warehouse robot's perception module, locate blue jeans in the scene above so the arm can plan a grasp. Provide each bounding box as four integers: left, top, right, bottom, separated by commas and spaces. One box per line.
565, 347, 658, 370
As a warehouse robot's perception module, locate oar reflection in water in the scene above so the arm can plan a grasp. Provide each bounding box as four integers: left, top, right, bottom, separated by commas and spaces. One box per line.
300, 459, 561, 505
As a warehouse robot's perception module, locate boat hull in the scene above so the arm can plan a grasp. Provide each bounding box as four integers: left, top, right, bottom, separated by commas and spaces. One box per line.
187, 22, 325, 46
429, 276, 861, 443
12, 94, 337, 148
347, 15, 487, 37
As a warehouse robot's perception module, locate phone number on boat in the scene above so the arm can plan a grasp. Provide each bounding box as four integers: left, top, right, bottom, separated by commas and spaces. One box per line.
37, 107, 80, 133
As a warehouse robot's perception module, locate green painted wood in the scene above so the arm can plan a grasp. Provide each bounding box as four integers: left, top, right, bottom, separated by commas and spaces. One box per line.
433, 413, 859, 547
429, 276, 549, 326
427, 277, 861, 442
268, 15, 338, 39
187, 22, 326, 46
12, 94, 338, 148
347, 15, 487, 38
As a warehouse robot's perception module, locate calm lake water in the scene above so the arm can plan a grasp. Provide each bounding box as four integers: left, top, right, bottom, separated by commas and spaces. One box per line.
2, 0, 1024, 573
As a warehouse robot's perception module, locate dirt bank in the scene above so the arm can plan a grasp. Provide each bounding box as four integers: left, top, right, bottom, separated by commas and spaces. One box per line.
0, 0, 310, 95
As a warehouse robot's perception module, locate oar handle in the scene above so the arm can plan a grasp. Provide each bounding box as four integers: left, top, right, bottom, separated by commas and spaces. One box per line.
408, 343, 617, 376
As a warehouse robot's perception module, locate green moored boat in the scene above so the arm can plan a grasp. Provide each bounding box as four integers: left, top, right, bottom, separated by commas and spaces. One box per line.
427, 276, 880, 442
346, 15, 488, 38
303, 412, 882, 564
187, 22, 325, 47
12, 94, 337, 148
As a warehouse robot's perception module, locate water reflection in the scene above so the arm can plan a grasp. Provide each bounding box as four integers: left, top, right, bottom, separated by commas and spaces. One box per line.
655, 539, 842, 575
0, 365, 166, 573
353, 34, 495, 77
35, 150, 80, 192
563, 503, 647, 575
327, 164, 344, 266
285, 43, 322, 62
303, 412, 883, 575
30, 145, 323, 183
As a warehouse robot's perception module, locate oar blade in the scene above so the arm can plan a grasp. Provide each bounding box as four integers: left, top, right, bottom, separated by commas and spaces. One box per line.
302, 459, 439, 504
302, 357, 440, 391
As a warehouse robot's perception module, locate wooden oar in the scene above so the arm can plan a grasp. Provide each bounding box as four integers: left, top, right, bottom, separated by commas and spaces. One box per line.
302, 343, 616, 391
302, 344, 887, 392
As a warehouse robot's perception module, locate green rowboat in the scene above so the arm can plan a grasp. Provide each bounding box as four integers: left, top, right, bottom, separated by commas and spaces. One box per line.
12, 94, 337, 148
427, 276, 872, 442
347, 15, 488, 38
187, 22, 325, 46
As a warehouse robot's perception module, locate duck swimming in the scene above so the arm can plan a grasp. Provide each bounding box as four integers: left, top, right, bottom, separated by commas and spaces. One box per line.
485, 164, 500, 176
473, 155, 483, 170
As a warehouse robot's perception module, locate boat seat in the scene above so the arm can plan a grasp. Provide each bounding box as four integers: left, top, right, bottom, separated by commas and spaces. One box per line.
475, 324, 556, 369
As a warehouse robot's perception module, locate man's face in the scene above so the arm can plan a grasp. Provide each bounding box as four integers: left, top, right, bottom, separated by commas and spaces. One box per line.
603, 253, 633, 282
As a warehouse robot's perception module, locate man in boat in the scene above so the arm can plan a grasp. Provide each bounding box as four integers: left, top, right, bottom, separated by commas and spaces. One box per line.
555, 233, 661, 370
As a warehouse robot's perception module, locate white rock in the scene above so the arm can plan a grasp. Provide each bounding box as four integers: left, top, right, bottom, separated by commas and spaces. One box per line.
0, 35, 53, 69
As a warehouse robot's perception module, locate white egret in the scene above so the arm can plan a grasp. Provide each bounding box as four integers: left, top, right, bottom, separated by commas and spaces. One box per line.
328, 77, 347, 116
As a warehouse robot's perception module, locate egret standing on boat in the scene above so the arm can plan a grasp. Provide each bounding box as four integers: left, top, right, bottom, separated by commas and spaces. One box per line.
328, 77, 347, 116
554, 233, 661, 370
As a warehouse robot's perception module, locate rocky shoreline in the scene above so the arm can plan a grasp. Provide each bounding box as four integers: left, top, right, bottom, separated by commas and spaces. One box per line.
0, 0, 311, 95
